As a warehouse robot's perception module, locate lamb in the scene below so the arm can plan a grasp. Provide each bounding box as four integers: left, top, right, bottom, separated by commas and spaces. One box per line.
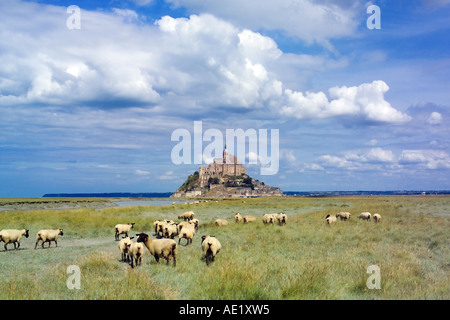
118, 236, 134, 262
114, 223, 135, 241
35, 229, 64, 249
358, 212, 371, 221
201, 235, 221, 266
325, 214, 337, 225
373, 213, 381, 223
126, 241, 144, 268
336, 212, 351, 221
262, 214, 277, 225
235, 212, 243, 223
276, 212, 288, 226
178, 211, 195, 221
214, 219, 228, 226
136, 233, 177, 267
243, 215, 256, 223
0, 229, 29, 251
178, 224, 195, 245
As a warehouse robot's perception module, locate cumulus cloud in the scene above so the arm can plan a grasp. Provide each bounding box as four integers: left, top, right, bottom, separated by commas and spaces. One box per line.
428, 112, 443, 125
400, 150, 450, 169
281, 81, 411, 123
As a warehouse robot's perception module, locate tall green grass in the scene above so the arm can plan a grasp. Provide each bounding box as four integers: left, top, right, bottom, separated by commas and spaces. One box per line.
0, 196, 448, 299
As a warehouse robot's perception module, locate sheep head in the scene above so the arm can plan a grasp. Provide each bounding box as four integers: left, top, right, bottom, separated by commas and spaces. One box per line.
136, 233, 148, 243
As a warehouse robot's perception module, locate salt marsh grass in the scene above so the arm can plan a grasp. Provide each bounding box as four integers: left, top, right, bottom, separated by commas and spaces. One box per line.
0, 196, 448, 299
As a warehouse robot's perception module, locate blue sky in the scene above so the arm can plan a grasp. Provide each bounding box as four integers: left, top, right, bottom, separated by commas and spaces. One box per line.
0, 0, 449, 196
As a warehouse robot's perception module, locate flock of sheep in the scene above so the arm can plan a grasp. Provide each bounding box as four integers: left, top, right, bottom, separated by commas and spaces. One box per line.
0, 209, 381, 269
325, 211, 381, 224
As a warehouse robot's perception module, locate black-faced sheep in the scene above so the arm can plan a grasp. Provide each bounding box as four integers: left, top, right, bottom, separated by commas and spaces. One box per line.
336, 212, 351, 221
0, 229, 29, 251
243, 215, 256, 223
127, 242, 144, 268
325, 215, 337, 225
373, 213, 381, 223
136, 233, 177, 267
35, 229, 64, 249
276, 212, 288, 226
235, 212, 243, 223
201, 235, 221, 266
178, 224, 195, 245
178, 211, 195, 221
262, 214, 277, 225
163, 223, 178, 239
114, 223, 135, 241
358, 212, 371, 221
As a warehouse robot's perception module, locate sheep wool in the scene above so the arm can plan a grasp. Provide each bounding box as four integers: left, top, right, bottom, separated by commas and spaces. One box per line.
178, 224, 196, 245
325, 215, 337, 225
235, 212, 243, 223
336, 212, 351, 221
0, 229, 29, 251
35, 229, 64, 249
178, 211, 195, 221
118, 236, 134, 262
358, 212, 371, 221
128, 242, 144, 268
262, 214, 277, 225
114, 223, 135, 241
276, 212, 288, 226
373, 213, 381, 223
214, 219, 228, 227
136, 233, 177, 267
201, 235, 221, 266
243, 215, 256, 223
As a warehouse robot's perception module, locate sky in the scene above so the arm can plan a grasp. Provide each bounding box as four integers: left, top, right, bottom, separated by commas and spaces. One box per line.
0, 0, 449, 196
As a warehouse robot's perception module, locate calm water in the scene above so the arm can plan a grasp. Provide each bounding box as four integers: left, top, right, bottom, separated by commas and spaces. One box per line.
112, 199, 187, 207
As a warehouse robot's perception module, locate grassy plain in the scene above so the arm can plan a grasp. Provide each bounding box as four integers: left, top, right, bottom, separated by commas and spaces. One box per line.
0, 195, 448, 300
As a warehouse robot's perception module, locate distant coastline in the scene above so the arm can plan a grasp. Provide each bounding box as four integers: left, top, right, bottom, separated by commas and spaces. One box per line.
42, 190, 450, 198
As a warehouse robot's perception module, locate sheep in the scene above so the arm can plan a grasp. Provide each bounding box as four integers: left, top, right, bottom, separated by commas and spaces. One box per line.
358, 212, 371, 221
243, 215, 256, 223
118, 236, 134, 262
178, 223, 196, 245
0, 229, 29, 251
35, 229, 64, 249
235, 212, 243, 223
325, 214, 337, 225
154, 220, 174, 237
163, 223, 178, 239
201, 235, 221, 266
136, 233, 177, 267
214, 219, 228, 226
262, 214, 277, 225
177, 221, 192, 234
276, 212, 288, 226
336, 212, 351, 221
190, 218, 199, 231
178, 211, 195, 221
114, 223, 135, 241
373, 213, 381, 223
127, 242, 144, 268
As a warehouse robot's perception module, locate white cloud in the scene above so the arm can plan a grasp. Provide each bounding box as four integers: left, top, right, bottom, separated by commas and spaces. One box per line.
366, 148, 395, 163
428, 112, 442, 125
400, 150, 450, 169
135, 169, 150, 175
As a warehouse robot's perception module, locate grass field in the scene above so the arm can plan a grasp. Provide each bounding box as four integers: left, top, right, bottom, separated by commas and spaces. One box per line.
0, 196, 448, 300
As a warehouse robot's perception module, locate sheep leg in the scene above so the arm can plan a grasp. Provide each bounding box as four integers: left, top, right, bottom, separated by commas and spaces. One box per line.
34, 240, 40, 250
154, 255, 160, 263
4, 243, 7, 251
16, 242, 20, 250
55, 239, 58, 247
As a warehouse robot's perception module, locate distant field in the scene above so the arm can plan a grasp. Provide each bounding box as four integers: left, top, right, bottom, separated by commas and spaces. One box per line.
0, 195, 448, 299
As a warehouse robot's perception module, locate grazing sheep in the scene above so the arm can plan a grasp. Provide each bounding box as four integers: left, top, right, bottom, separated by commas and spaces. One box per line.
336, 212, 351, 221
163, 223, 178, 239
201, 235, 221, 266
177, 221, 192, 234
276, 212, 288, 226
118, 236, 134, 262
325, 215, 337, 225
262, 214, 277, 225
243, 215, 256, 223
114, 223, 135, 241
214, 219, 228, 226
127, 242, 144, 268
0, 229, 29, 251
190, 218, 199, 231
136, 233, 177, 267
235, 212, 243, 223
178, 211, 195, 221
178, 224, 196, 245
35, 229, 64, 249
358, 212, 371, 221
373, 213, 381, 223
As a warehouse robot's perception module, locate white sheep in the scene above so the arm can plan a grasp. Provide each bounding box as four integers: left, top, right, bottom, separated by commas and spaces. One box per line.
178, 224, 196, 245
127, 242, 144, 268
35, 229, 64, 249
276, 212, 288, 226
201, 235, 221, 266
358, 212, 371, 221
336, 212, 351, 221
136, 233, 177, 267
214, 219, 228, 226
373, 213, 381, 223
243, 215, 256, 223
190, 218, 199, 231
325, 214, 337, 225
262, 214, 277, 225
235, 212, 243, 223
114, 223, 135, 241
178, 211, 195, 221
0, 229, 29, 251
118, 236, 134, 262
177, 221, 191, 234
163, 223, 178, 239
